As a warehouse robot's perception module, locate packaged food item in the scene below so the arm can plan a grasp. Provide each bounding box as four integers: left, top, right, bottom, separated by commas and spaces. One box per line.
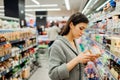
22, 67, 30, 79
0, 45, 4, 57
85, 44, 102, 61
0, 34, 6, 43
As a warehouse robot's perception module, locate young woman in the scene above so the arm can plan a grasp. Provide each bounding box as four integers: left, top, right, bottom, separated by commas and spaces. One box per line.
48, 12, 99, 80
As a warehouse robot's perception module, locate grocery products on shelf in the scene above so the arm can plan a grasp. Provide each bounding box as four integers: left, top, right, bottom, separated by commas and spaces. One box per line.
0, 27, 38, 80
84, 62, 100, 80
0, 17, 20, 29
77, 32, 120, 80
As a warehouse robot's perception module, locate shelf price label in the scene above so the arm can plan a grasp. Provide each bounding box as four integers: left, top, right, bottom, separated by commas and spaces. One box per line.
1, 57, 4, 62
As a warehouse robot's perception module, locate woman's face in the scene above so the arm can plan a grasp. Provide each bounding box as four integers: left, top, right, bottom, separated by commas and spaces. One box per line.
70, 22, 87, 39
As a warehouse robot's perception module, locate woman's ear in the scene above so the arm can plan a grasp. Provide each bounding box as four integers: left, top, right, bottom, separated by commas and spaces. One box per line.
70, 22, 74, 29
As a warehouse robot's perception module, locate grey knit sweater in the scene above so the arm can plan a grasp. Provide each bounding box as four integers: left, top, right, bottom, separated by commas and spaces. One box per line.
48, 36, 84, 80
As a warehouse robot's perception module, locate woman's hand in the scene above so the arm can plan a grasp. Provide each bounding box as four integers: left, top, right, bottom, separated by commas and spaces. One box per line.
66, 51, 100, 71
75, 52, 98, 64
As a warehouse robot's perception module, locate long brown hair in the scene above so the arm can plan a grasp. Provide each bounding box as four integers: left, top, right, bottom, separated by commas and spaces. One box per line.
60, 12, 89, 36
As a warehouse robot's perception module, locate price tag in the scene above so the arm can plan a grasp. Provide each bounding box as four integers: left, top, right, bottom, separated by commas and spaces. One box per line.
1, 57, 4, 61
6, 41, 9, 44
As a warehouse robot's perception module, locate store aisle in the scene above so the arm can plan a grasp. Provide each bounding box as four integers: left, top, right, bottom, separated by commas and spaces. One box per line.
29, 49, 51, 80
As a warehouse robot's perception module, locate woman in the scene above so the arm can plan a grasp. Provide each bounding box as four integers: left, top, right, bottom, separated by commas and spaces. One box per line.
48, 12, 99, 80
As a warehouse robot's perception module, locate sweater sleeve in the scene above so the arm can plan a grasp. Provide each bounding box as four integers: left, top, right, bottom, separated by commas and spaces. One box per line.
48, 46, 69, 80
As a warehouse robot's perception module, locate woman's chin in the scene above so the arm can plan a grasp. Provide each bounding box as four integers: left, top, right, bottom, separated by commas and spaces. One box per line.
76, 35, 81, 39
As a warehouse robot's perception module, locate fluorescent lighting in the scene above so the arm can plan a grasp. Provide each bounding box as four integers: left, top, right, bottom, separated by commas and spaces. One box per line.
25, 4, 58, 8
31, 0, 40, 5
64, 0, 70, 10
0, 13, 4, 16
26, 5, 40, 7
0, 10, 4, 12
0, 6, 4, 8
26, 9, 46, 11
96, 0, 110, 11
40, 4, 58, 7
47, 16, 69, 21
25, 8, 61, 11
47, 8, 61, 11
82, 0, 93, 13
25, 13, 35, 17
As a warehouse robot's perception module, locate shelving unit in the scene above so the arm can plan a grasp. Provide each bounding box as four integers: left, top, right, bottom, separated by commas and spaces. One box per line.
0, 53, 11, 62
82, 3, 120, 78
88, 37, 120, 65
0, 16, 19, 22
83, 32, 120, 78
0, 26, 38, 80
11, 52, 36, 79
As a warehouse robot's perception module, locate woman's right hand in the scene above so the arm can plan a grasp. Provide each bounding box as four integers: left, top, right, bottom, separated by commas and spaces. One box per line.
75, 52, 98, 64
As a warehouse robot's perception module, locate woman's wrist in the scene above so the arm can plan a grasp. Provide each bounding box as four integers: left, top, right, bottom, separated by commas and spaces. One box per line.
74, 56, 81, 64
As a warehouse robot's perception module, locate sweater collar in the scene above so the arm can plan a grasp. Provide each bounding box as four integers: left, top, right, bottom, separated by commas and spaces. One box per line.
57, 36, 79, 55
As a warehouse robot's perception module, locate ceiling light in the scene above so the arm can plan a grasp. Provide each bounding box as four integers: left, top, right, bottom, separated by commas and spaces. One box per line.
0, 13, 4, 16
40, 4, 58, 7
26, 9, 46, 11
25, 8, 61, 11
25, 4, 58, 8
64, 0, 70, 10
25, 13, 35, 17
82, 0, 93, 13
47, 16, 69, 21
47, 8, 61, 11
0, 10, 4, 12
31, 0, 40, 5
0, 6, 4, 8
96, 0, 110, 11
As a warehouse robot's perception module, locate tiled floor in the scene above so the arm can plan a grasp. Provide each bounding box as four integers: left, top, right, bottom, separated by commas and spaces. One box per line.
29, 49, 51, 80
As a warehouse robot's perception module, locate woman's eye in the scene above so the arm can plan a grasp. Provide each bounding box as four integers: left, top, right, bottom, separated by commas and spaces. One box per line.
79, 27, 84, 30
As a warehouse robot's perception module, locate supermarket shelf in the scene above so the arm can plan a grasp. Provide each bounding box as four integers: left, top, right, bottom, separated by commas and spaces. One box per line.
0, 67, 12, 78
12, 53, 36, 78
93, 65, 102, 80
23, 44, 37, 51
10, 39, 25, 44
11, 64, 27, 78
105, 50, 120, 65
11, 44, 37, 57
0, 16, 19, 21
105, 66, 118, 80
0, 53, 11, 62
10, 37, 36, 44
98, 59, 117, 80
0, 37, 36, 46
0, 42, 7, 46
0, 51, 36, 78
11, 50, 22, 57
0, 60, 27, 78
88, 38, 120, 65
12, 63, 29, 78
91, 11, 120, 23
